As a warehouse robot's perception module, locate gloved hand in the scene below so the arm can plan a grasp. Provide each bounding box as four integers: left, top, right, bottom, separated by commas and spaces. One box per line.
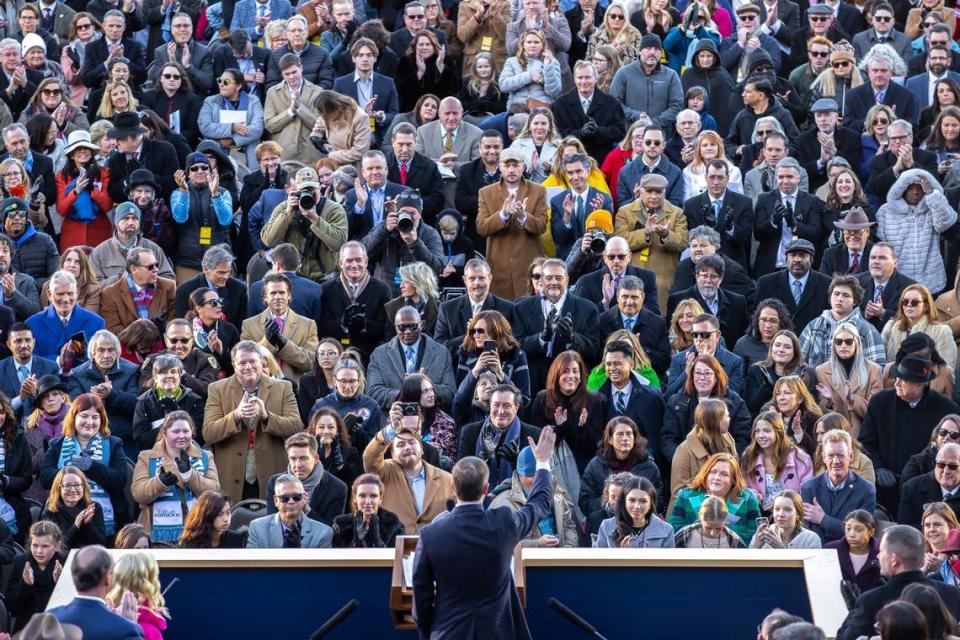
553, 314, 574, 347
540, 309, 556, 343
876, 468, 897, 488
723, 213, 735, 234
342, 304, 367, 333
282, 519, 302, 548
157, 468, 179, 487
772, 200, 785, 226
840, 579, 860, 610
496, 439, 520, 466
783, 204, 795, 227
343, 412, 365, 434
369, 512, 383, 547
581, 119, 599, 137
263, 317, 286, 350
176, 450, 192, 474
70, 452, 93, 472
352, 511, 369, 546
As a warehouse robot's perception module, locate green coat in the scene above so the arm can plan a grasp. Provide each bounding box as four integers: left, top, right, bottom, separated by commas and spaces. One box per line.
668, 487, 761, 544
260, 198, 348, 279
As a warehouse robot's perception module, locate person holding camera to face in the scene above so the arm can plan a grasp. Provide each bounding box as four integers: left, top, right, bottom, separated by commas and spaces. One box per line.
358, 188, 445, 296
260, 166, 348, 280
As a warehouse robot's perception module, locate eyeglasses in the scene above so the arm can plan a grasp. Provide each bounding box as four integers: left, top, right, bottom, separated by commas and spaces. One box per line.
2, 171, 21, 179
406, 12, 425, 18
167, 337, 191, 344
41, 88, 61, 96
873, 15, 892, 21
336, 378, 359, 385
138, 262, 159, 270
902, 298, 924, 307
396, 323, 419, 332
605, 254, 627, 261
277, 493, 304, 503
692, 370, 715, 379
608, 13, 624, 19
471, 327, 487, 335
643, 139, 663, 146
162, 73, 182, 80
691, 331, 715, 339
809, 50, 829, 58
834, 337, 855, 346
201, 298, 223, 307
76, 22, 93, 30
936, 461, 960, 471
939, 428, 960, 440
874, 118, 890, 125
4, 210, 26, 218
832, 61, 851, 68
61, 483, 82, 490
189, 165, 210, 173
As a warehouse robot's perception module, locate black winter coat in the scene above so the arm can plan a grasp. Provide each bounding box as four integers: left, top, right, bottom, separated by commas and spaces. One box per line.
331, 508, 405, 548
132, 388, 206, 452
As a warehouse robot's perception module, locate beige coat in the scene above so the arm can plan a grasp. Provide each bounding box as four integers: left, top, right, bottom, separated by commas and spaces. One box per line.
131, 440, 220, 535
263, 79, 323, 165
457, 0, 512, 71
614, 199, 688, 314
668, 429, 736, 514
476, 179, 548, 300
936, 287, 960, 344
202, 375, 304, 504
362, 430, 453, 533
489, 474, 578, 547
881, 316, 958, 370
260, 198, 348, 279
814, 360, 884, 439
240, 308, 320, 382
318, 106, 372, 165
906, 5, 955, 38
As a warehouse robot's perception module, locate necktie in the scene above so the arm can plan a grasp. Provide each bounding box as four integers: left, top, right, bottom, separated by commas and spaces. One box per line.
399, 161, 408, 185
17, 366, 27, 384
874, 283, 885, 303
576, 194, 585, 222
581, 96, 590, 113
851, 252, 859, 273
275, 317, 284, 334
61, 317, 68, 329
405, 346, 416, 373
42, 8, 51, 26
472, 302, 482, 317
623, 317, 635, 331
615, 391, 626, 413
444, 131, 453, 153
875, 90, 885, 104
792, 280, 802, 304
713, 200, 722, 226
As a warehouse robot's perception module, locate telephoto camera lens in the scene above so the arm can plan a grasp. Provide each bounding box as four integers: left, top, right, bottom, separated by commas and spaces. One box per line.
398, 212, 415, 233
299, 187, 316, 210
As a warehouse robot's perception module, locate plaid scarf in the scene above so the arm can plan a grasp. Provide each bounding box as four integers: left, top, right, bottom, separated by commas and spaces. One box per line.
126, 273, 156, 319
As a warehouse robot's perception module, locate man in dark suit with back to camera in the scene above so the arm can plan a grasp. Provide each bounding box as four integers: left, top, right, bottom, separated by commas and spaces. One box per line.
819, 207, 874, 277
837, 525, 960, 640
755, 239, 831, 334
413, 425, 556, 640
248, 243, 322, 323
434, 257, 514, 353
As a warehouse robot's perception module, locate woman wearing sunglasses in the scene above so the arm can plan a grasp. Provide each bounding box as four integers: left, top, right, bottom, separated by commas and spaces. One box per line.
141, 61, 203, 148
810, 40, 863, 121
198, 68, 265, 172
187, 287, 240, 374
882, 284, 957, 369
815, 323, 883, 438
902, 415, 960, 485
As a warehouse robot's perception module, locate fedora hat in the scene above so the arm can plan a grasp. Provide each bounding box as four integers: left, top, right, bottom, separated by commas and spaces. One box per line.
834, 207, 876, 230
63, 130, 100, 156
13, 613, 81, 640
34, 374, 67, 400
108, 111, 147, 138
894, 353, 935, 383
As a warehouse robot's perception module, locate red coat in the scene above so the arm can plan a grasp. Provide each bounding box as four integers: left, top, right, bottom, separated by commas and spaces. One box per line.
56, 170, 113, 251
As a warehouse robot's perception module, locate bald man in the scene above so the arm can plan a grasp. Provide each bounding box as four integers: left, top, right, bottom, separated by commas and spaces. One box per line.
898, 442, 960, 528
415, 97, 484, 171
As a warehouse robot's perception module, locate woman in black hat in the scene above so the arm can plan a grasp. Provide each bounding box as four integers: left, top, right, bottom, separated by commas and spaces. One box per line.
23, 376, 70, 479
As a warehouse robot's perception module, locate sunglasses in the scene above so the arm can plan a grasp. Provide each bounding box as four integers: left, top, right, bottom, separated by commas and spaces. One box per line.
874, 118, 890, 125
407, 13, 425, 18
139, 262, 159, 271
41, 88, 61, 96
167, 337, 191, 344
277, 493, 304, 503
936, 461, 960, 471
608, 13, 624, 19
396, 323, 420, 332
76, 22, 93, 29
810, 15, 830, 21
605, 254, 627, 260
471, 327, 487, 335
873, 15, 892, 21
201, 298, 223, 307
809, 50, 829, 58
217, 78, 232, 86
691, 331, 715, 339
939, 428, 960, 440
833, 337, 855, 346
643, 139, 663, 146
162, 73, 181, 80
189, 165, 210, 173
902, 298, 923, 307
832, 61, 851, 68
530, 273, 542, 280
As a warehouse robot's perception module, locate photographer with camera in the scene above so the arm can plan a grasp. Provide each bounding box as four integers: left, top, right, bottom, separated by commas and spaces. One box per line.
260, 166, 348, 280
359, 188, 445, 296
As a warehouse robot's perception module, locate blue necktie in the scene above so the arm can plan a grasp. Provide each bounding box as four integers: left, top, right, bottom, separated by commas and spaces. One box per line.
405, 347, 416, 373
623, 317, 636, 331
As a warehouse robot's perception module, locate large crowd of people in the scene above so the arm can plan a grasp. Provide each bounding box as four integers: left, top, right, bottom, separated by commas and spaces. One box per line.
0, 0, 956, 635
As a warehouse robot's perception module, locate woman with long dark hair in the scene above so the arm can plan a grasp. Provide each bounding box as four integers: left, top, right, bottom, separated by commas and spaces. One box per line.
745, 330, 812, 416
140, 60, 203, 147
332, 474, 405, 548
824, 509, 882, 596
919, 77, 960, 142
23, 78, 89, 137
56, 129, 112, 250
453, 310, 530, 415
734, 299, 794, 371
180, 490, 245, 548
595, 476, 673, 547
396, 30, 458, 112
924, 105, 960, 177
823, 172, 874, 247
297, 339, 343, 423
308, 407, 362, 487
187, 287, 241, 373
398, 374, 457, 462
0, 393, 34, 542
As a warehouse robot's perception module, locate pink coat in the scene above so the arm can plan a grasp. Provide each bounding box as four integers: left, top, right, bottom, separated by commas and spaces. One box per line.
745, 448, 814, 507
137, 606, 167, 640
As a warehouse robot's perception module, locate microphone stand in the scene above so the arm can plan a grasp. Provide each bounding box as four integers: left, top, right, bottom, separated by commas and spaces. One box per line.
547, 597, 610, 640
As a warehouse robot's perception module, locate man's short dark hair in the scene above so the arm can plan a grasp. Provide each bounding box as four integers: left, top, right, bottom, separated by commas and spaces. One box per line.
695, 254, 725, 278
746, 76, 774, 97
392, 122, 417, 139
883, 524, 925, 571
72, 545, 113, 592
452, 456, 490, 501
642, 125, 665, 138
8, 322, 29, 335
262, 272, 292, 293
278, 52, 302, 71
230, 29, 250, 49
489, 383, 521, 405
270, 244, 301, 272
0, 233, 13, 253
692, 313, 720, 330
604, 340, 634, 360
828, 274, 864, 306
706, 158, 728, 174
481, 129, 503, 142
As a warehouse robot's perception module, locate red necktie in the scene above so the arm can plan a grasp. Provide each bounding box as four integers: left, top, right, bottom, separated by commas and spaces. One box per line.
851, 252, 859, 273
399, 161, 408, 185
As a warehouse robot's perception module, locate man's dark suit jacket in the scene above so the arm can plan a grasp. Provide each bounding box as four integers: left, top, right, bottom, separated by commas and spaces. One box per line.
332, 72, 399, 145
413, 467, 552, 640
80, 36, 148, 87
842, 81, 919, 134
0, 68, 41, 118
213, 44, 271, 101
837, 571, 960, 640
790, 126, 862, 191
669, 255, 756, 307
819, 241, 873, 277
564, 4, 605, 62
512, 293, 600, 392
50, 597, 145, 639
666, 286, 748, 350
552, 89, 626, 164
856, 270, 917, 332
265, 470, 347, 527
434, 294, 515, 353
175, 273, 249, 330
597, 306, 671, 378
681, 190, 754, 272
755, 269, 832, 334
454, 159, 500, 253
897, 471, 960, 529
865, 148, 939, 199
249, 273, 322, 325
0, 354, 58, 410
344, 181, 406, 240
752, 190, 825, 277
573, 265, 660, 316
384, 150, 445, 225
106, 138, 180, 202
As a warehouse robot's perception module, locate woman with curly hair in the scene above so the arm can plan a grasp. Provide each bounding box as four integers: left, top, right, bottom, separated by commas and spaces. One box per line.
23, 78, 89, 136
309, 406, 362, 487
180, 490, 245, 548
586, 1, 641, 63
734, 298, 794, 371
107, 552, 170, 639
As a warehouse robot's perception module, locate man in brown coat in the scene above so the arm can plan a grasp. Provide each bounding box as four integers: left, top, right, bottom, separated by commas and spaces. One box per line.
240, 272, 319, 383
203, 340, 304, 503
98, 247, 176, 337
476, 147, 548, 300
363, 414, 453, 533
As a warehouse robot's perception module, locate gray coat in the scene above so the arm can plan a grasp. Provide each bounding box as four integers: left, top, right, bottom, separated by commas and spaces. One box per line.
609, 62, 684, 126
594, 514, 675, 548
366, 335, 456, 410
245, 513, 333, 548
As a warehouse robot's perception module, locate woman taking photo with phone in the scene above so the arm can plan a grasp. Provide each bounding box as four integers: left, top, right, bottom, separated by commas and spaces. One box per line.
748, 490, 821, 549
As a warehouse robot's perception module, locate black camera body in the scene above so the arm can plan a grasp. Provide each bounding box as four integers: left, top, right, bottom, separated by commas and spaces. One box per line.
299, 187, 317, 210
587, 229, 607, 255
399, 402, 420, 416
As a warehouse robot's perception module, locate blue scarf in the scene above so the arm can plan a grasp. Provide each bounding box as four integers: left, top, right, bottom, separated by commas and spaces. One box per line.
475, 416, 521, 485
13, 222, 36, 249
65, 179, 100, 223
147, 450, 208, 542
59, 434, 114, 534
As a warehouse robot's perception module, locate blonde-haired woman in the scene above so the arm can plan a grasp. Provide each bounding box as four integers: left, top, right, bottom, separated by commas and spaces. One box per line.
309, 90, 371, 166
764, 375, 822, 456
499, 30, 562, 112
107, 552, 169, 639
682, 130, 743, 197
384, 261, 440, 337
815, 323, 884, 438
509, 107, 561, 183
749, 489, 821, 548
810, 40, 862, 118
882, 284, 957, 369
586, 1, 642, 63
668, 298, 705, 354
95, 80, 138, 120
0, 156, 46, 229
669, 397, 736, 504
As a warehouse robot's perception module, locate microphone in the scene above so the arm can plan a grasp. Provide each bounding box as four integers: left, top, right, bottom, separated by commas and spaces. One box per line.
309, 599, 359, 639
547, 598, 609, 640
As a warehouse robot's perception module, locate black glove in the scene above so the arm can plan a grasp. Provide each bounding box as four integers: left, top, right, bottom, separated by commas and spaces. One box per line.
783, 204, 795, 227
343, 412, 365, 433
497, 439, 520, 466
282, 520, 302, 548
553, 314, 574, 347
176, 450, 192, 474
840, 579, 861, 610
70, 453, 93, 472
540, 309, 556, 343
264, 318, 286, 350
353, 511, 369, 546
149, 315, 167, 335
876, 468, 897, 488
723, 213, 735, 234
369, 512, 383, 547
772, 200, 785, 226
581, 119, 599, 137
342, 304, 367, 333
157, 469, 179, 487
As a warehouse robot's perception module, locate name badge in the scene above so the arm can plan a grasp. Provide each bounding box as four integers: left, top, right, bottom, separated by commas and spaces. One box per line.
481, 36, 493, 52
199, 226, 212, 245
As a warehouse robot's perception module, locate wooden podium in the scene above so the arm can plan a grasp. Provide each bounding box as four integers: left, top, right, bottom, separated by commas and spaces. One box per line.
390, 535, 527, 630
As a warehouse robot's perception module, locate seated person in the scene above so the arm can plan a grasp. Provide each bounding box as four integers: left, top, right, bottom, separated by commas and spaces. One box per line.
673, 495, 746, 548
594, 476, 674, 548
246, 474, 333, 548
331, 473, 405, 548
264, 432, 347, 527
132, 355, 205, 452
669, 451, 761, 543
39, 466, 108, 551
898, 442, 960, 529
26, 270, 104, 361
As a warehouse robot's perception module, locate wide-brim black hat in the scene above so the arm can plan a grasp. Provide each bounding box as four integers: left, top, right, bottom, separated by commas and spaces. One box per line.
34, 374, 67, 399
108, 111, 147, 138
